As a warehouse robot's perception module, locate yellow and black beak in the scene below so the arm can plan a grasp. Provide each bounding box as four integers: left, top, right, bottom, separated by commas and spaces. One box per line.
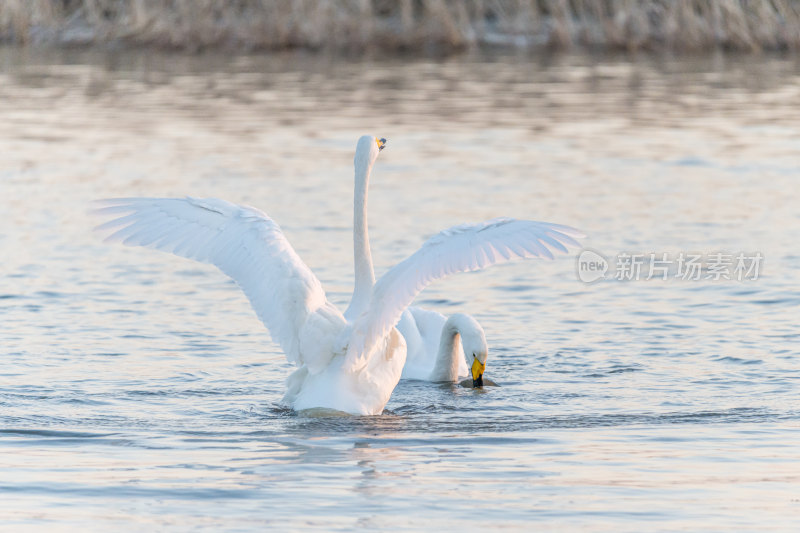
376, 137, 387, 151
471, 357, 485, 388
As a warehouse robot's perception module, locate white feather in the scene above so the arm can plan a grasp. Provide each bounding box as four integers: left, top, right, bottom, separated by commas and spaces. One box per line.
345, 218, 583, 371
94, 196, 328, 368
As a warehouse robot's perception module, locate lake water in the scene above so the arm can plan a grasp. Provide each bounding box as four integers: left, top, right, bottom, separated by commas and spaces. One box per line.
1, 47, 799, 531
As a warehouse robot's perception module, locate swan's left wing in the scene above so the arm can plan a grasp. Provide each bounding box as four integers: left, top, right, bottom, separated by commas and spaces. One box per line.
93, 197, 331, 367
344, 218, 582, 371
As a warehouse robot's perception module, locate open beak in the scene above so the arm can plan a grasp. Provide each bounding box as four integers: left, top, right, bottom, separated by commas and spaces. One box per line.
377, 137, 387, 151
471, 357, 485, 388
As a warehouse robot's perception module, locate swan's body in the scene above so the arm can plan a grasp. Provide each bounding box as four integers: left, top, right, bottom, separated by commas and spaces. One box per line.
96, 135, 582, 415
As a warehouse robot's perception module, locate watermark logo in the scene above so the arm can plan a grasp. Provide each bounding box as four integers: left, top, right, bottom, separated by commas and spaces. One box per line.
576, 249, 609, 283
575, 249, 763, 283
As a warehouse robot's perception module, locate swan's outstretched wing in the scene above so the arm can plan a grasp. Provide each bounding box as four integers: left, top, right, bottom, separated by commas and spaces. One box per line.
345, 218, 582, 371
94, 197, 329, 365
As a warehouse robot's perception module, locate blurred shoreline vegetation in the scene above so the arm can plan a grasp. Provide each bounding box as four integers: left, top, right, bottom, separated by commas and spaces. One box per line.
1, 0, 799, 55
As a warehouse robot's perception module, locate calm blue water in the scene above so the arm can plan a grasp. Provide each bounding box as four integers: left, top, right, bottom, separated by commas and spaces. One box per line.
1, 48, 799, 531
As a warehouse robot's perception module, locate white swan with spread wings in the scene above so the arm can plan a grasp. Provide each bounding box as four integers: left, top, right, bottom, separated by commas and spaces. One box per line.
95, 135, 581, 415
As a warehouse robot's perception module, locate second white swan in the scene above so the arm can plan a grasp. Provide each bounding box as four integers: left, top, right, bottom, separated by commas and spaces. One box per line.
398, 309, 488, 386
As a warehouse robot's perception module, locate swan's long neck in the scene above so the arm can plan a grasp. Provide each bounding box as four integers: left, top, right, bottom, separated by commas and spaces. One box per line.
345, 155, 375, 320
430, 317, 465, 382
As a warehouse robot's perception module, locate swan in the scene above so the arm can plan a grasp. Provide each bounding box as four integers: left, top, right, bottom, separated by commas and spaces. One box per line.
397, 310, 489, 386
398, 307, 487, 384
95, 135, 582, 415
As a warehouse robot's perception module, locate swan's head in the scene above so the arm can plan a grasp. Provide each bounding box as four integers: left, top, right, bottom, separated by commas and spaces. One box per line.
468, 339, 489, 388
451, 313, 489, 387
355, 135, 387, 169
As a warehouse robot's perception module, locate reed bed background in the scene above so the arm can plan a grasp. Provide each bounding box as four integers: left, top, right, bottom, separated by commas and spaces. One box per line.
1, 0, 799, 54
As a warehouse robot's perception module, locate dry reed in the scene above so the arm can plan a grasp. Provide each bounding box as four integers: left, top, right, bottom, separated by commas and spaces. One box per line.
1, 0, 799, 53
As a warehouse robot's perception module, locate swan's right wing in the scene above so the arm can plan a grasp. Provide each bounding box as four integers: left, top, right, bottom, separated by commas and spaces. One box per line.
94, 197, 330, 365
345, 218, 582, 371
